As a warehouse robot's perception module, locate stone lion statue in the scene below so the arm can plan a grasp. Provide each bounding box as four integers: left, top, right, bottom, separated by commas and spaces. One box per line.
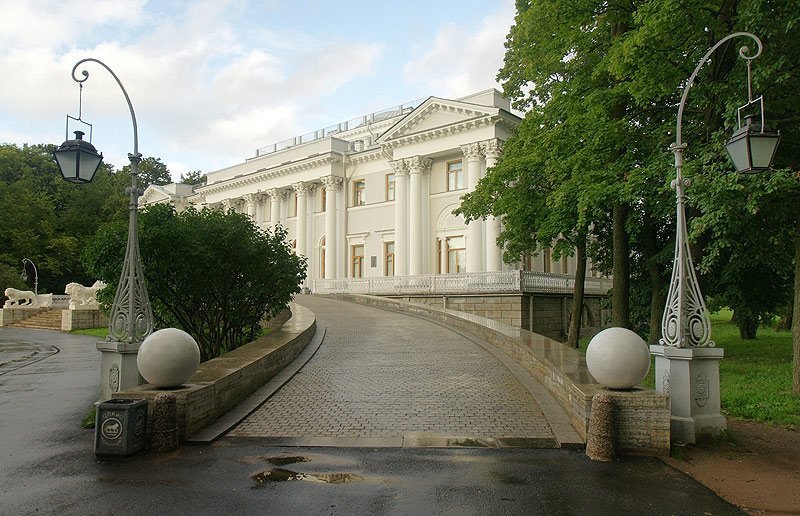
4, 288, 36, 307
65, 280, 107, 308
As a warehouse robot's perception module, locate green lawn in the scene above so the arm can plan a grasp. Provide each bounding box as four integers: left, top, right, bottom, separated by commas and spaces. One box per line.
70, 327, 108, 338
582, 311, 799, 427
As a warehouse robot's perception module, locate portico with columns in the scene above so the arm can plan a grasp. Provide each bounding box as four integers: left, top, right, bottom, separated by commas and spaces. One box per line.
141, 89, 607, 314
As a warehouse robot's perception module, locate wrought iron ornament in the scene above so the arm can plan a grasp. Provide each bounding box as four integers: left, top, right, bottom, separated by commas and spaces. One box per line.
660, 32, 762, 348
71, 59, 154, 344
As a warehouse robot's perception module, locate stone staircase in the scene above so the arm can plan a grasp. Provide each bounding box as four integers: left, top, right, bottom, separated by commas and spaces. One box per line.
10, 308, 63, 331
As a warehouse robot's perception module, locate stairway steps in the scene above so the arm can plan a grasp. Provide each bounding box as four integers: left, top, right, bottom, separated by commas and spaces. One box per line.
9, 308, 63, 331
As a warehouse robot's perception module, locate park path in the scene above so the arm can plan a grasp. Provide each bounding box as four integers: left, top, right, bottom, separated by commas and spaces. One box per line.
229, 296, 558, 446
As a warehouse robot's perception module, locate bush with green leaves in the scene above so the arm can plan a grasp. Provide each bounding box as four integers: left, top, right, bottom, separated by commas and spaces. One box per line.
84, 204, 306, 361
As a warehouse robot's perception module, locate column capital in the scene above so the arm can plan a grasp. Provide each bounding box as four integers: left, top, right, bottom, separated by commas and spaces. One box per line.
389, 159, 408, 177
481, 138, 503, 161
321, 175, 344, 190
461, 142, 484, 161
267, 188, 287, 200
244, 193, 256, 203
405, 155, 432, 175
293, 181, 313, 196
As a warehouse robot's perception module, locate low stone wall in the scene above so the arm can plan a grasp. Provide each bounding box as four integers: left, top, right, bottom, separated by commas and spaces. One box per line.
114, 303, 316, 442
386, 293, 605, 342
0, 308, 37, 326
334, 294, 669, 456
61, 309, 109, 331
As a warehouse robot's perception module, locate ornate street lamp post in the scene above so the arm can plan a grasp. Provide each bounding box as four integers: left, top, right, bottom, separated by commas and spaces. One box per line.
651, 33, 779, 444
54, 58, 154, 402
20, 258, 38, 296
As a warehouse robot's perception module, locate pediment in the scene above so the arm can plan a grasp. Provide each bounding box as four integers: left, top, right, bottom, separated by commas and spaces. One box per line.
376, 97, 499, 144
140, 185, 173, 206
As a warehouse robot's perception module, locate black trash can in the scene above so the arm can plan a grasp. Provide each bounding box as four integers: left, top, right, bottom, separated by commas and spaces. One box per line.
94, 399, 148, 457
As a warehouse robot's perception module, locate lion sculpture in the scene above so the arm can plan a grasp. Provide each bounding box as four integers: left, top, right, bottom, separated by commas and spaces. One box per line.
4, 288, 37, 307
65, 280, 107, 309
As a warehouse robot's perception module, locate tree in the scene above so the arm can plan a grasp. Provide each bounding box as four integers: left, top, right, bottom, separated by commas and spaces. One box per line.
84, 204, 307, 361
121, 156, 171, 188
180, 170, 206, 185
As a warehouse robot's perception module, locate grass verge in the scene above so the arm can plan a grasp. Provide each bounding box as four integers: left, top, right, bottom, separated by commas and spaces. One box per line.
70, 327, 108, 338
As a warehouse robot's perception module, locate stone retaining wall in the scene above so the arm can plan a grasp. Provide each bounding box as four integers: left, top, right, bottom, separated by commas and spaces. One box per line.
386, 293, 605, 342
61, 309, 109, 331
334, 294, 669, 456
114, 303, 316, 442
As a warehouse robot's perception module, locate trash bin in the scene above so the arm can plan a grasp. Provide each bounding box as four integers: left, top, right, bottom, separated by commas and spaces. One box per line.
94, 399, 148, 457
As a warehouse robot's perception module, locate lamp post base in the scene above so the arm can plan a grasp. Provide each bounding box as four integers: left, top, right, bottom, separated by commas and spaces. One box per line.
97, 340, 144, 403
650, 345, 726, 444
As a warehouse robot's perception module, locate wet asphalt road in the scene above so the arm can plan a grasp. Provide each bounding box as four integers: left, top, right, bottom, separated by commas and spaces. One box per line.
0, 327, 743, 515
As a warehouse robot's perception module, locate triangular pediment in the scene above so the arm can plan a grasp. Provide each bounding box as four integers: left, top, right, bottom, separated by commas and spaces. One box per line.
376, 97, 499, 143
140, 184, 173, 206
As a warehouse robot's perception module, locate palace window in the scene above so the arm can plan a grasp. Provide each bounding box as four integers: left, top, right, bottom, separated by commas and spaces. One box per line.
320, 236, 326, 279
320, 188, 326, 212
384, 241, 395, 276
353, 179, 365, 206
386, 173, 395, 201
447, 235, 466, 273
542, 248, 552, 273
351, 245, 365, 278
561, 255, 569, 274
447, 160, 464, 191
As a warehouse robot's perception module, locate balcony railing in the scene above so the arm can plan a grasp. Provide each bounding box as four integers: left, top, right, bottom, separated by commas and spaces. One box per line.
312, 271, 612, 296
254, 98, 426, 157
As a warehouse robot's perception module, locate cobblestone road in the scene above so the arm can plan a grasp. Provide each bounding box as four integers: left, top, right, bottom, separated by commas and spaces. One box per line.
230, 296, 555, 442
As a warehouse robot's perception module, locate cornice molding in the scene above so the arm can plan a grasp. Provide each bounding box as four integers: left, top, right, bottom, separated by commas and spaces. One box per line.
198, 155, 340, 195
381, 114, 500, 149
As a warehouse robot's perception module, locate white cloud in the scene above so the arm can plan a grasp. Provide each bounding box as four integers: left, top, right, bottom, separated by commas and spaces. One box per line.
402, 1, 515, 97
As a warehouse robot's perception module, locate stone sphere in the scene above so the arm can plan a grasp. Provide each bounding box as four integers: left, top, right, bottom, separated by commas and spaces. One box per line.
586, 327, 650, 390
137, 328, 200, 388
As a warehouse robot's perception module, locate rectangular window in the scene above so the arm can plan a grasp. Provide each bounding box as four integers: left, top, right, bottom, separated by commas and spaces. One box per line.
386, 173, 395, 201
353, 179, 365, 206
385, 242, 395, 276
561, 255, 569, 274
292, 193, 298, 217
351, 245, 365, 278
447, 160, 464, 191
320, 188, 326, 212
447, 236, 466, 273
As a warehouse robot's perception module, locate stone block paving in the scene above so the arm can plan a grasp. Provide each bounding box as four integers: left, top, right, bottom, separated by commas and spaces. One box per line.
229, 296, 555, 442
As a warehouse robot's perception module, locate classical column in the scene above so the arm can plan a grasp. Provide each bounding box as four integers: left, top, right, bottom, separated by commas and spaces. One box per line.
293, 182, 312, 257
482, 139, 503, 272
390, 159, 409, 276
244, 193, 257, 220
267, 188, 283, 230
321, 175, 343, 279
439, 237, 448, 274
406, 156, 431, 276
461, 143, 484, 272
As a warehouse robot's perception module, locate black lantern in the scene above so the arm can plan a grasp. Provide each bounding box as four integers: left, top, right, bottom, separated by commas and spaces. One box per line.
53, 130, 103, 183
725, 99, 780, 173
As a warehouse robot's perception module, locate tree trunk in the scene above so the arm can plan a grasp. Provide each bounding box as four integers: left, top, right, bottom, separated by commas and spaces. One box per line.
736, 314, 758, 340
793, 234, 800, 396
612, 203, 630, 328
642, 212, 666, 344
567, 237, 588, 348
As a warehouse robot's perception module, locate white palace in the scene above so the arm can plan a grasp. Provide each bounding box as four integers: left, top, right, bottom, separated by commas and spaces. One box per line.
142, 89, 611, 338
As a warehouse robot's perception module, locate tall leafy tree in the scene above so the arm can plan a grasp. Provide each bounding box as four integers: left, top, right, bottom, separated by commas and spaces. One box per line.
121, 156, 171, 188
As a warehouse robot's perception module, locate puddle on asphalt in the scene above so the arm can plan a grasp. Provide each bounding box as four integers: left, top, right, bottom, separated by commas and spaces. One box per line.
251, 468, 365, 488
266, 456, 309, 466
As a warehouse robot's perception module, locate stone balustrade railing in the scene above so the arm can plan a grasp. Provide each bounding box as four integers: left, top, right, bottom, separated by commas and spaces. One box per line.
312, 271, 612, 296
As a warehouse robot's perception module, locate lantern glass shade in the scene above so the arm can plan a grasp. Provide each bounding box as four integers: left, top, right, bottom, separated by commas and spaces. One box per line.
725, 122, 780, 173
53, 130, 103, 183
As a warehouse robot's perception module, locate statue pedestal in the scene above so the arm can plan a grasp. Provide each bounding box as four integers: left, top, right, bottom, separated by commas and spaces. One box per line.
62, 308, 109, 331
97, 340, 143, 403
650, 345, 726, 444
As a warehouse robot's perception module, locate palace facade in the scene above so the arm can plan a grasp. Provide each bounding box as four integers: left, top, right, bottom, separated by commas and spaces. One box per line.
142, 89, 611, 337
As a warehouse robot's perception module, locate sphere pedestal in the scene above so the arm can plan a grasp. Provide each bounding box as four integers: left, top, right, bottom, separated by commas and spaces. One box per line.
650, 344, 726, 444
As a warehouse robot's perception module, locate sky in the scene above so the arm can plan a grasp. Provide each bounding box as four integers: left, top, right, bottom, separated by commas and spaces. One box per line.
0, 0, 516, 182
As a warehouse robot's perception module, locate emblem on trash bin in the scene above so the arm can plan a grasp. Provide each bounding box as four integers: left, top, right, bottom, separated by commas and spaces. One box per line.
133, 412, 145, 438
101, 416, 123, 440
